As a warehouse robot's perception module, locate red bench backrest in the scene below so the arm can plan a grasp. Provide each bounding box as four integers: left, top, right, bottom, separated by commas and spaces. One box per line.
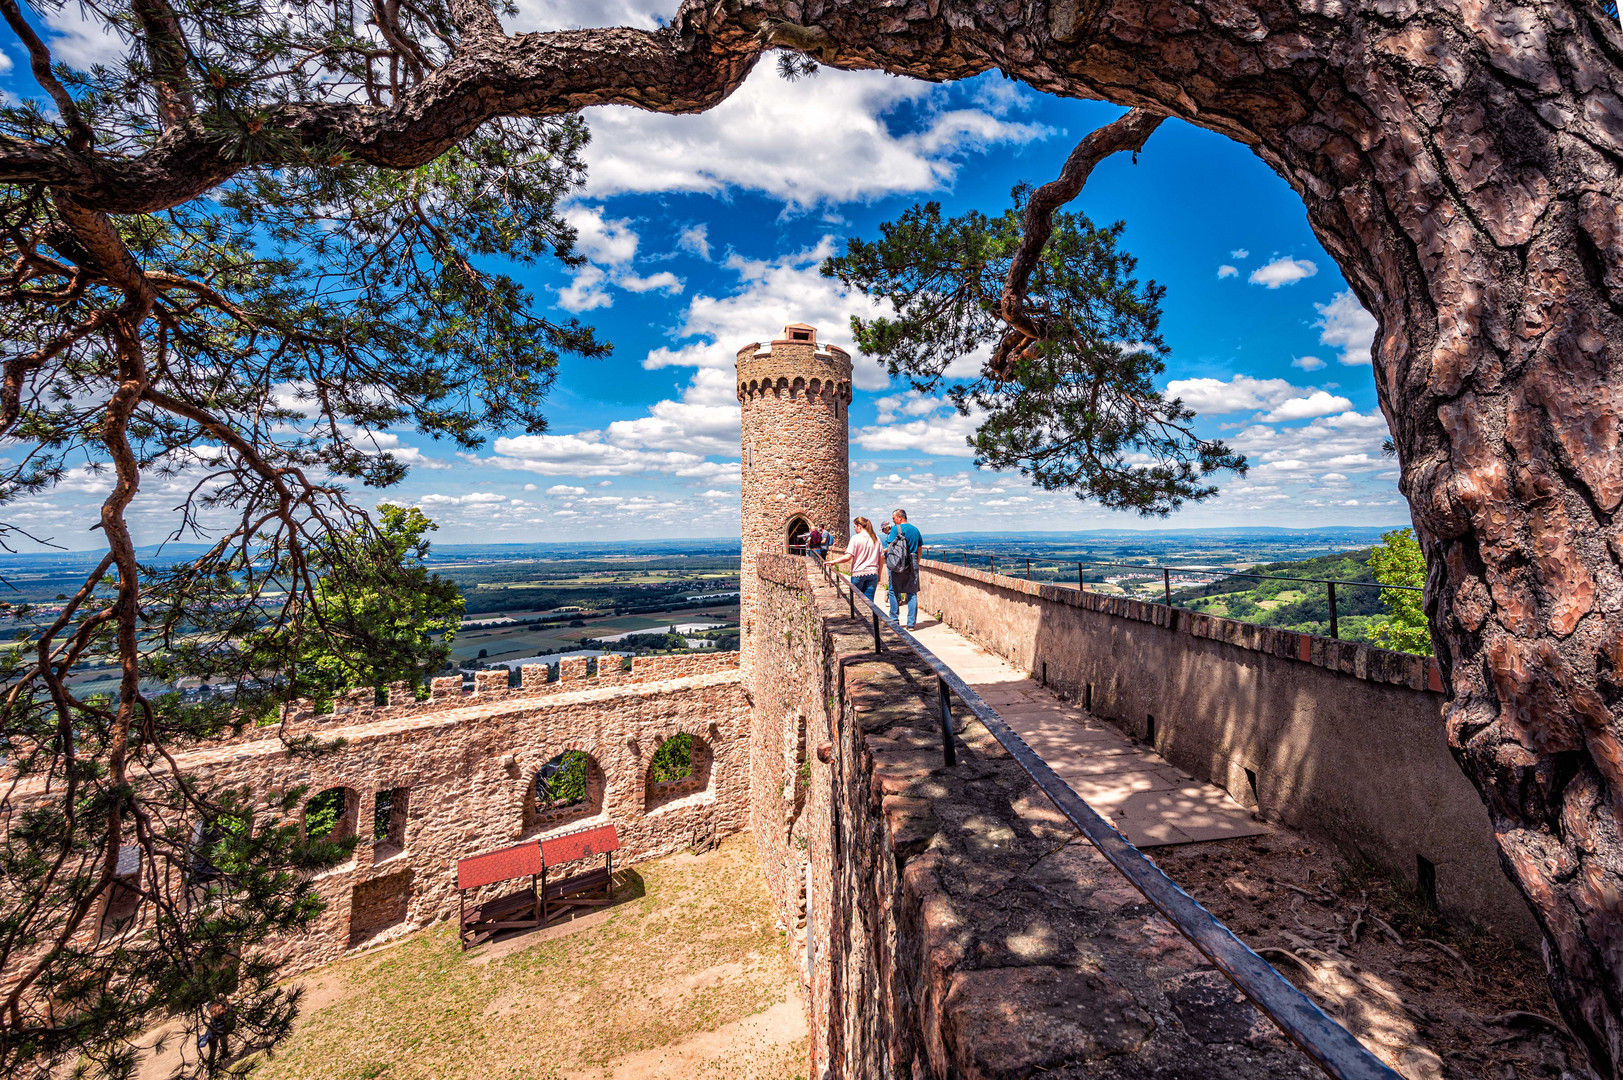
457, 841, 543, 890
541, 824, 620, 867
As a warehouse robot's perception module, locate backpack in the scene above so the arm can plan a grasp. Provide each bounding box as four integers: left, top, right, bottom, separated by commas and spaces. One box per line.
884, 528, 913, 575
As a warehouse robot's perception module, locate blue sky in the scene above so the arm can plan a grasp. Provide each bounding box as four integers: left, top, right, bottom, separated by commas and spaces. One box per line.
2, 0, 1410, 547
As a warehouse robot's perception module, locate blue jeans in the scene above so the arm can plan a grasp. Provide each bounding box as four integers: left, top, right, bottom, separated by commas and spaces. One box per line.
851, 574, 879, 601
889, 583, 918, 628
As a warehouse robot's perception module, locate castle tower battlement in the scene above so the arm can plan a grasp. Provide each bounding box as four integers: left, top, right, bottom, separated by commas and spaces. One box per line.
737, 323, 853, 676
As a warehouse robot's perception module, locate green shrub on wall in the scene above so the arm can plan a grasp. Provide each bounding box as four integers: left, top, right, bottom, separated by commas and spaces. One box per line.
305, 787, 347, 839
537, 751, 590, 807
650, 733, 694, 783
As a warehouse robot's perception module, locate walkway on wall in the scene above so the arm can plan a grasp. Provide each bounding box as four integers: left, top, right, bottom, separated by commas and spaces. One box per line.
909, 619, 1267, 847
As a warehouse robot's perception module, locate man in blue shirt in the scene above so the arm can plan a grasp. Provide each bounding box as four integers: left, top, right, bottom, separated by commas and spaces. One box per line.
886, 508, 924, 630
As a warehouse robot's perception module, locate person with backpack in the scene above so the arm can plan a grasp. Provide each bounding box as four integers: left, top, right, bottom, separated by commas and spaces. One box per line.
884, 508, 924, 630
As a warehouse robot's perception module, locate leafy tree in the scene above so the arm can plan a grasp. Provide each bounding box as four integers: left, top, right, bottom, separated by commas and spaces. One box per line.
1368, 529, 1432, 657
535, 751, 589, 809
0, 3, 599, 1072
823, 192, 1243, 515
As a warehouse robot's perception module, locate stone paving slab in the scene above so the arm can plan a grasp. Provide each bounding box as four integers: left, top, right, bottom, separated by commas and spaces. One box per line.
910, 620, 1268, 848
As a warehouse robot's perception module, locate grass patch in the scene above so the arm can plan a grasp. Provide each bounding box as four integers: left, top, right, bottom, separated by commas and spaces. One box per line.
252, 835, 800, 1080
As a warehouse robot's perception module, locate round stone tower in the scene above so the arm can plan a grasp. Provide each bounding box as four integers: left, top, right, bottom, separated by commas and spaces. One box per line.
737, 323, 853, 676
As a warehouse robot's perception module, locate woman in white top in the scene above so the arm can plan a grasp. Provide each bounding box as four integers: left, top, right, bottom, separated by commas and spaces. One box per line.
829, 516, 883, 600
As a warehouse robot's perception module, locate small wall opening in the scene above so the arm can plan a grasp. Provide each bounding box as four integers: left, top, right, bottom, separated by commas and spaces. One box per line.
646, 732, 713, 811
305, 786, 358, 843
349, 870, 412, 948
1417, 854, 1439, 910
1244, 768, 1259, 803
99, 843, 142, 940
1146, 714, 1157, 746
373, 788, 409, 863
525, 751, 604, 833
1085, 683, 1094, 711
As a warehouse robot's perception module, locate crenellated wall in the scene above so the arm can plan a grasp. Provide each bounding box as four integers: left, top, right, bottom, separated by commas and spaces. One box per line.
914, 559, 1538, 943
9, 652, 748, 978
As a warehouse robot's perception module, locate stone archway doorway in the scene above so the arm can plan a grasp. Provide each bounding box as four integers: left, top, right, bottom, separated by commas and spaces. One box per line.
785, 515, 809, 555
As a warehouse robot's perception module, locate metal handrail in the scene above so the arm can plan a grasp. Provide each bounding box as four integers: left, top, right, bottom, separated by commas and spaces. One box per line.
932, 551, 1422, 642
808, 553, 1400, 1080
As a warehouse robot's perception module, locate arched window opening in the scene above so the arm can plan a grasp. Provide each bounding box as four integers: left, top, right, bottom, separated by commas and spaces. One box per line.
524, 751, 604, 832
305, 786, 358, 842
787, 516, 810, 555
645, 733, 713, 812
650, 733, 693, 784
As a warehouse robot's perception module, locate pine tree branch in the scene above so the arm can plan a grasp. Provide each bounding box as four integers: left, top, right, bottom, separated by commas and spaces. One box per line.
991, 108, 1164, 379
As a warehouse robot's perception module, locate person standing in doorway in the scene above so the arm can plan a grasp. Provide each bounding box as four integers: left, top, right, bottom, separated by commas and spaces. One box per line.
830, 517, 882, 600
885, 509, 923, 630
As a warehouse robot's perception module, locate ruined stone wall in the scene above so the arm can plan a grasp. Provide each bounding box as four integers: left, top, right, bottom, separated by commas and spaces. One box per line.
14, 653, 748, 977
915, 559, 1538, 943
737, 326, 853, 678
754, 559, 1320, 1080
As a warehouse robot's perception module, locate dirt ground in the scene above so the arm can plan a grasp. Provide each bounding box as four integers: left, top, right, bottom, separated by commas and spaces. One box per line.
227, 835, 807, 1080
1153, 831, 1583, 1080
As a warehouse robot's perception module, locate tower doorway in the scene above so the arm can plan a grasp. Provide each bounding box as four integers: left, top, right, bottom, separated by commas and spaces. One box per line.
786, 516, 810, 555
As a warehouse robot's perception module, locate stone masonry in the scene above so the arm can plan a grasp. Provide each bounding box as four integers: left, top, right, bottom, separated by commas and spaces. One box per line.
738, 323, 853, 677
11, 653, 748, 977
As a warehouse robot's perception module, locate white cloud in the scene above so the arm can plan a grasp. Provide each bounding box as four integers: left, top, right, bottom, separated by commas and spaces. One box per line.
605, 368, 740, 454
1231, 410, 1393, 477
618, 270, 683, 295
1321, 473, 1349, 482
1217, 265, 1238, 279
1259, 390, 1354, 423
44, 5, 128, 68
415, 491, 506, 507
1164, 374, 1299, 414
1315, 290, 1378, 366
558, 265, 612, 312
853, 407, 979, 457
1248, 256, 1318, 288
501, 0, 672, 32
677, 224, 711, 260
546, 484, 586, 495
1231, 248, 1250, 259
581, 64, 1051, 209
644, 237, 891, 390
480, 433, 738, 481
563, 205, 639, 265
1291, 355, 1326, 371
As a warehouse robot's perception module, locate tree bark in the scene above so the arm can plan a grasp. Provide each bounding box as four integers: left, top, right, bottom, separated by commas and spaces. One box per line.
9, 0, 1623, 1070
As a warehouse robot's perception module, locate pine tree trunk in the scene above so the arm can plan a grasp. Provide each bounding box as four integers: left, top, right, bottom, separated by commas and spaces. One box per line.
976, 0, 1623, 1067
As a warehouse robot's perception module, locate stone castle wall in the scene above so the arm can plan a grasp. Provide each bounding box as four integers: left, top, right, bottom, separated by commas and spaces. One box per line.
17, 653, 749, 977
738, 326, 853, 677
752, 558, 1321, 1079
915, 559, 1538, 942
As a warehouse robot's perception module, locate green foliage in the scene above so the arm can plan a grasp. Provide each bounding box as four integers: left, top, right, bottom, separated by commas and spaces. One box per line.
536, 751, 590, 809
823, 195, 1244, 514
305, 788, 348, 841
650, 734, 695, 784
1368, 528, 1433, 656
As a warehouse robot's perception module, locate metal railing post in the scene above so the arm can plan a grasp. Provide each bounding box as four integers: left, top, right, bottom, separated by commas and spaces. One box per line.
990, 554, 995, 575
847, 579, 855, 617
1327, 581, 1338, 639
1026, 557, 1032, 580
937, 675, 957, 767
872, 608, 883, 654
1078, 563, 1085, 591
1163, 567, 1172, 606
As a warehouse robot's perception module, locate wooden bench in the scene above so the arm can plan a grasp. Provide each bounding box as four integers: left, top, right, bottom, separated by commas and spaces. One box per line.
456, 841, 542, 949
540, 824, 620, 925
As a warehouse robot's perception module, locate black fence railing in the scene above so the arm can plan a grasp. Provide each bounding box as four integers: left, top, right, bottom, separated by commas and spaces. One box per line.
929, 551, 1422, 641
806, 553, 1400, 1080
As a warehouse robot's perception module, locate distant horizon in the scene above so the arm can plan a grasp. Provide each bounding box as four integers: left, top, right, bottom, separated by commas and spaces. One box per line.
0, 522, 1412, 562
